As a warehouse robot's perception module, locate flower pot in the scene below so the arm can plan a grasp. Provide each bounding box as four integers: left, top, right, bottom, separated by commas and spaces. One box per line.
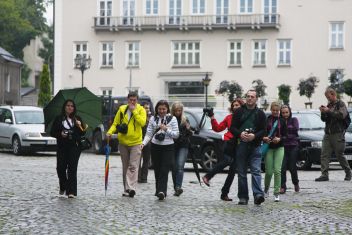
305, 102, 312, 109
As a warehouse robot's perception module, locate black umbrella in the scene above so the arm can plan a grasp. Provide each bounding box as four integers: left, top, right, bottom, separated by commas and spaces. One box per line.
189, 144, 202, 186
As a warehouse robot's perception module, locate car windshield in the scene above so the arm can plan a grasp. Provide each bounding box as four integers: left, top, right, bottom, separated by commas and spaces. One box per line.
14, 111, 44, 124
195, 110, 230, 130
292, 112, 325, 130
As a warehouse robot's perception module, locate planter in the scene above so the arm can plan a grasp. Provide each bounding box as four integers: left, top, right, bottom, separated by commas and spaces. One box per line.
305, 102, 312, 109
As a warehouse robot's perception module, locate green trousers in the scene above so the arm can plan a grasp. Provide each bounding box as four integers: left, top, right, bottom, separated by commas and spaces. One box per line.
264, 147, 284, 195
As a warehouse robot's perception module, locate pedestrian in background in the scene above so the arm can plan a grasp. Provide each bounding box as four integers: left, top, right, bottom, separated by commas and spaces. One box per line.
50, 99, 86, 198
142, 100, 179, 200
202, 98, 244, 201
138, 102, 152, 183
171, 101, 192, 197
263, 102, 287, 202
315, 87, 352, 182
107, 92, 146, 198
230, 90, 266, 205
280, 105, 300, 194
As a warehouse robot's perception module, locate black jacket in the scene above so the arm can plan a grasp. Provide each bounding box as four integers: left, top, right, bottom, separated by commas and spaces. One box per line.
230, 105, 266, 147
265, 115, 287, 149
321, 100, 348, 134
174, 117, 192, 148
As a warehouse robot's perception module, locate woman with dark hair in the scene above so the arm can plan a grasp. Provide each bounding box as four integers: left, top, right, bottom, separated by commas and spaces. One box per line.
202, 98, 244, 201
280, 105, 300, 194
142, 100, 179, 200
50, 99, 86, 198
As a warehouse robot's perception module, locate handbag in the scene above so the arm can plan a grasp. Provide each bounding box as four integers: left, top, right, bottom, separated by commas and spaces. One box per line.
80, 136, 92, 151
261, 120, 278, 157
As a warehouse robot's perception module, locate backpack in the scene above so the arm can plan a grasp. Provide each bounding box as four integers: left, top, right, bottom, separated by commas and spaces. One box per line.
336, 101, 351, 130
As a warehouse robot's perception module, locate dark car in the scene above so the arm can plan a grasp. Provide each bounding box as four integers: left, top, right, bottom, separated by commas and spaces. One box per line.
184, 108, 229, 171
92, 95, 154, 153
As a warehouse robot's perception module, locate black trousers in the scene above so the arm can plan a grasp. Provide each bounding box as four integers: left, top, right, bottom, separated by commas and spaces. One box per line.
281, 146, 299, 188
139, 142, 151, 181
151, 143, 174, 196
56, 143, 81, 196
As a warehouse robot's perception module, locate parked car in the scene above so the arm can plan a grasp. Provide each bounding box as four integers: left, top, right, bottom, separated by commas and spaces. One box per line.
346, 108, 352, 133
0, 106, 57, 155
92, 95, 154, 154
292, 110, 352, 170
184, 108, 229, 171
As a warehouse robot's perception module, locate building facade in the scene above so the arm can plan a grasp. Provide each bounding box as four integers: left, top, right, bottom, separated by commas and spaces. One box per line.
55, 0, 352, 109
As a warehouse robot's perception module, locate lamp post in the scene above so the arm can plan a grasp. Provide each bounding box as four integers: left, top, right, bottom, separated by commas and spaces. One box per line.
202, 72, 211, 107
74, 54, 92, 88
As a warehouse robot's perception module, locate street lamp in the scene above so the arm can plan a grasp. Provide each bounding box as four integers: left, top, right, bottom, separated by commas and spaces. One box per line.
74, 54, 92, 88
202, 72, 211, 107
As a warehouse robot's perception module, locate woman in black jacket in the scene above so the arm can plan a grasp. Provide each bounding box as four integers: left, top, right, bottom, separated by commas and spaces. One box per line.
50, 99, 86, 198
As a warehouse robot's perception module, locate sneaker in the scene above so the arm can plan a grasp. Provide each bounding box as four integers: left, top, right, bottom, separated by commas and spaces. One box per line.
294, 184, 300, 192
128, 190, 136, 198
254, 195, 265, 205
68, 194, 75, 199
345, 172, 352, 181
122, 191, 130, 197
274, 195, 280, 202
315, 175, 329, 182
279, 187, 286, 194
174, 187, 183, 197
157, 192, 165, 201
238, 198, 248, 205
202, 176, 210, 187
220, 194, 233, 201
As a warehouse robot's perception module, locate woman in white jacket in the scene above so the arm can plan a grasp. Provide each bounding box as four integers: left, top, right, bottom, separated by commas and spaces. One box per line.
141, 100, 179, 200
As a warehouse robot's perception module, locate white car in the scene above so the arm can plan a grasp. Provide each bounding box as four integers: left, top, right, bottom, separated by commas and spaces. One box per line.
0, 106, 57, 155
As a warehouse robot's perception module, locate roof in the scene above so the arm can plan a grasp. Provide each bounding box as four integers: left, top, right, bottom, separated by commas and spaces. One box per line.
0, 105, 43, 112
0, 46, 24, 65
21, 87, 37, 96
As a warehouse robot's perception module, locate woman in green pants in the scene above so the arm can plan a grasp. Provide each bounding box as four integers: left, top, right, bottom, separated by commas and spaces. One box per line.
263, 102, 287, 202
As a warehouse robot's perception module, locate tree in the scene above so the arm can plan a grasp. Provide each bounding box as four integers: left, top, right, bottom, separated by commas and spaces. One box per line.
278, 84, 291, 105
38, 64, 51, 107
343, 79, 352, 101
297, 75, 319, 102
252, 79, 267, 98
38, 24, 54, 82
329, 70, 344, 97
216, 80, 243, 102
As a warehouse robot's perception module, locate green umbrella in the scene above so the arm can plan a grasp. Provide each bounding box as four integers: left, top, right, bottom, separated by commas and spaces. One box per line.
44, 87, 102, 134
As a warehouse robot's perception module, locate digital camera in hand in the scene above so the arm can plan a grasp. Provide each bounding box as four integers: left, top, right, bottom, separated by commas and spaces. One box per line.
244, 128, 254, 134
64, 129, 74, 140
155, 132, 165, 141
203, 107, 214, 117
117, 123, 128, 134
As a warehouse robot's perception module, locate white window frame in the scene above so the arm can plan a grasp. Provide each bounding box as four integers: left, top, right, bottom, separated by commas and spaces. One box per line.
252, 40, 267, 66
168, 0, 182, 25
126, 41, 140, 68
191, 0, 205, 15
172, 41, 201, 67
145, 0, 159, 15
73, 42, 89, 67
329, 22, 345, 49
121, 0, 136, 25
100, 42, 114, 68
214, 0, 229, 24
277, 39, 292, 66
239, 0, 253, 14
97, 0, 112, 26
6, 73, 10, 92
228, 40, 242, 67
101, 87, 113, 96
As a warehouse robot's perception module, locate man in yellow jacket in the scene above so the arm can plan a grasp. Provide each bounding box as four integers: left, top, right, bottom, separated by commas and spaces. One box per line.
107, 92, 146, 197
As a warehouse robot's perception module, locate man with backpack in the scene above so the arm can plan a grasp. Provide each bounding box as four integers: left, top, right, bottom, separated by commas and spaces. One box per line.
316, 87, 352, 182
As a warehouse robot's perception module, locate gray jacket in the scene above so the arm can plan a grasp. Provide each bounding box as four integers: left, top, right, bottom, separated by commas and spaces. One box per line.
321, 100, 348, 134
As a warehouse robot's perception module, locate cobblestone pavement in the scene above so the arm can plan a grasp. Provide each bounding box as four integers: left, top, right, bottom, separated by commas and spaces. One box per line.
0, 150, 352, 234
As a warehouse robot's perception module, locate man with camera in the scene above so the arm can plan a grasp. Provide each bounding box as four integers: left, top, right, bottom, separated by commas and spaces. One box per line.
107, 92, 147, 197
230, 90, 266, 205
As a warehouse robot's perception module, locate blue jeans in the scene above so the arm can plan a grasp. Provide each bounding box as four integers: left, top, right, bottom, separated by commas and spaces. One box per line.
172, 147, 189, 188
236, 142, 264, 200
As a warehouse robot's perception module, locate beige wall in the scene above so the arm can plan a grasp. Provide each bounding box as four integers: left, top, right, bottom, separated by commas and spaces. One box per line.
55, 0, 352, 109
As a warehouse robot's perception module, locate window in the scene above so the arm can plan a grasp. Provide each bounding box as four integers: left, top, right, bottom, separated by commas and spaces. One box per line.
172, 41, 200, 66
126, 41, 140, 67
229, 41, 242, 66
74, 42, 88, 64
5, 73, 10, 92
123, 0, 135, 25
98, 0, 112, 26
216, 0, 229, 24
169, 0, 182, 24
100, 42, 114, 67
252, 40, 266, 66
277, 39, 291, 66
192, 0, 205, 14
330, 22, 344, 49
101, 88, 113, 96
263, 0, 277, 23
146, 0, 158, 15
239, 0, 253, 13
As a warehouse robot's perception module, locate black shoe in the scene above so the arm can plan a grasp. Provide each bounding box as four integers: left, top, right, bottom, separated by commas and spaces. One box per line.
129, 190, 136, 198
174, 187, 183, 197
220, 194, 233, 201
254, 195, 265, 205
315, 175, 329, 181
59, 190, 65, 196
345, 173, 352, 181
238, 198, 248, 205
157, 192, 165, 200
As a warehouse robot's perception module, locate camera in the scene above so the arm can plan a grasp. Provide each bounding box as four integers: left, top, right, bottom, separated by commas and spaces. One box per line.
155, 132, 165, 141
118, 123, 128, 134
64, 129, 74, 140
244, 128, 254, 134
203, 107, 214, 117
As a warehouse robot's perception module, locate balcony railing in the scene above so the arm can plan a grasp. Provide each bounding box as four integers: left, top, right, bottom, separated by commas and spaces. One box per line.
93, 14, 280, 31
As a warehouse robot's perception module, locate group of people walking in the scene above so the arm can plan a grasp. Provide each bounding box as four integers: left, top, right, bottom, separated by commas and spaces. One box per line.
51, 87, 351, 204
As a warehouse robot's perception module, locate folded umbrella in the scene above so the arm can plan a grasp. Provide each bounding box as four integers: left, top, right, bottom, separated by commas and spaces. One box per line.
104, 138, 111, 196
189, 144, 202, 186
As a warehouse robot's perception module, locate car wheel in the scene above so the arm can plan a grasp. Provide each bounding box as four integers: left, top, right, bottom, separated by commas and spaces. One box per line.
200, 145, 218, 171
12, 135, 22, 156
93, 130, 103, 154
296, 160, 312, 170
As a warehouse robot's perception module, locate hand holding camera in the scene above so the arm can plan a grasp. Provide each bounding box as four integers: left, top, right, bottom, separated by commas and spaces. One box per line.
241, 128, 255, 142
203, 107, 214, 117
320, 105, 328, 112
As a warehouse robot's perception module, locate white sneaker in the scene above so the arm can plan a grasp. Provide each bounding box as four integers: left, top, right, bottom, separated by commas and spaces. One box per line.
274, 195, 280, 202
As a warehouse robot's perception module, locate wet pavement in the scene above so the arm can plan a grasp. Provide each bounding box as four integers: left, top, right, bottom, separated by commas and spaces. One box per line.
0, 150, 351, 234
